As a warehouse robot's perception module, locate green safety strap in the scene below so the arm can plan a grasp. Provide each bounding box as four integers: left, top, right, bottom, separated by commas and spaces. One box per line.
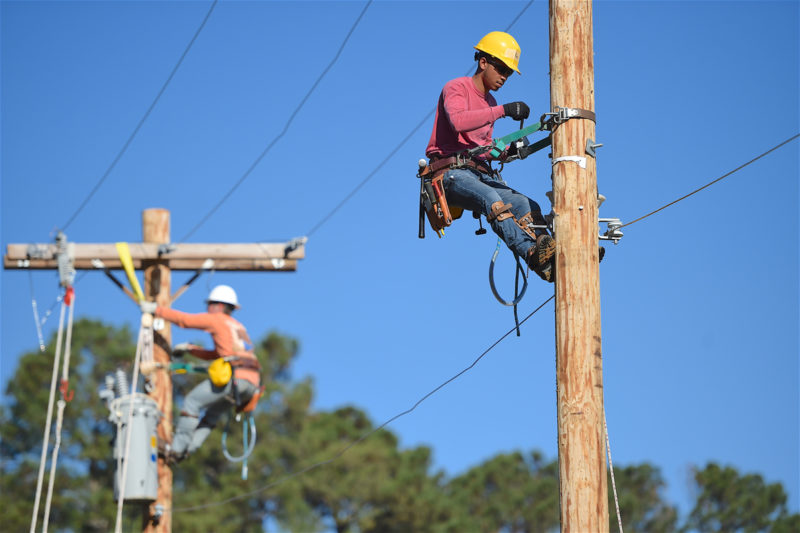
490, 121, 547, 158
169, 362, 208, 374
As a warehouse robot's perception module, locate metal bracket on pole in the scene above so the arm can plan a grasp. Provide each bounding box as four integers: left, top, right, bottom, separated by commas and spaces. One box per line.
284, 236, 307, 258
151, 504, 164, 525
157, 244, 177, 256
585, 138, 603, 158
599, 218, 624, 244
27, 243, 50, 260
543, 106, 597, 130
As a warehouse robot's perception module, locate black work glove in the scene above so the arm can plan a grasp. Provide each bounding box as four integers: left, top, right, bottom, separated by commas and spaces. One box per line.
503, 101, 530, 121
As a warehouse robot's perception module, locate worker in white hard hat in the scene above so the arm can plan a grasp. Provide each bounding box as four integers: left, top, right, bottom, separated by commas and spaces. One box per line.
140, 285, 260, 462
425, 31, 558, 281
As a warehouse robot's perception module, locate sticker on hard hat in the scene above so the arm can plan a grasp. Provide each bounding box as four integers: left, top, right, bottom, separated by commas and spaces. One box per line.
504, 48, 519, 60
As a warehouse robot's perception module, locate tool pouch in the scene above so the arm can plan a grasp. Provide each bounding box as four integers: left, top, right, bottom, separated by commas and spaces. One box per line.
418, 165, 461, 238
236, 385, 264, 414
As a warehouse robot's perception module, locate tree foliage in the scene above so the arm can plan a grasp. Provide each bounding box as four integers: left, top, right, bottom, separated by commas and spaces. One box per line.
607, 463, 678, 533
2, 319, 797, 532
685, 462, 799, 533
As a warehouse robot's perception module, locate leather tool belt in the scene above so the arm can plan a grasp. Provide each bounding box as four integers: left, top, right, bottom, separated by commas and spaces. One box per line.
428, 154, 493, 175
417, 153, 493, 238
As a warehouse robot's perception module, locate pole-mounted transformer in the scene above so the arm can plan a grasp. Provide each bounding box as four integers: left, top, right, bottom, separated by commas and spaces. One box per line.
101, 370, 162, 502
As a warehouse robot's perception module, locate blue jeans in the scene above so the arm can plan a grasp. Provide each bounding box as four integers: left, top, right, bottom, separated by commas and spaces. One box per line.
442, 167, 545, 258
172, 377, 258, 455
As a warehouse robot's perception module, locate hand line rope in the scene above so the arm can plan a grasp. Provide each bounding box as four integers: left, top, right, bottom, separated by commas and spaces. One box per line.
178, 0, 373, 243
605, 410, 624, 533
41, 291, 75, 533
619, 133, 799, 229
304, 0, 535, 238
114, 320, 152, 533
29, 297, 67, 533
171, 293, 554, 514
60, 0, 219, 231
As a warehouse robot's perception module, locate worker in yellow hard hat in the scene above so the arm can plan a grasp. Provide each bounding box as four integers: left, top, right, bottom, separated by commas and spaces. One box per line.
425, 31, 556, 281
140, 285, 261, 462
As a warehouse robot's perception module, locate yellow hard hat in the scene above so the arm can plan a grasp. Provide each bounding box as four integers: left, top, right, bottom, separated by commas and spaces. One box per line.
474, 31, 521, 74
208, 358, 232, 387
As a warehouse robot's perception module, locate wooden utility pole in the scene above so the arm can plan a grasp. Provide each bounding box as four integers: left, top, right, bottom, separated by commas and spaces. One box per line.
5, 208, 306, 533
549, 0, 609, 531
141, 209, 172, 533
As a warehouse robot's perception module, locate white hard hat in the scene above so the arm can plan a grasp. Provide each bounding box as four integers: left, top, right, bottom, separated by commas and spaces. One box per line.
206, 285, 240, 309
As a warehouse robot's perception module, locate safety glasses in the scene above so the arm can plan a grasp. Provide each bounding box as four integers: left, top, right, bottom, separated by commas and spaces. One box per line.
487, 57, 513, 77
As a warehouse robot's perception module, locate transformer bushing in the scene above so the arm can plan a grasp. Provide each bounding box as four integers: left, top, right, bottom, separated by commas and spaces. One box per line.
109, 393, 161, 502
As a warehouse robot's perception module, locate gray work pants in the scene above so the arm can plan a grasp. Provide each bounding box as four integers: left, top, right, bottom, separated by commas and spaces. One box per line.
172, 377, 258, 456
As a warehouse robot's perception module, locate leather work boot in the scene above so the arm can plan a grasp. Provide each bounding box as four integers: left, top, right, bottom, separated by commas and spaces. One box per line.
157, 441, 186, 465
527, 234, 556, 282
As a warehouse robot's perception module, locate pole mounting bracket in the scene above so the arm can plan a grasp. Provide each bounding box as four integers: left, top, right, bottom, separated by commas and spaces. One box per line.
543, 106, 596, 130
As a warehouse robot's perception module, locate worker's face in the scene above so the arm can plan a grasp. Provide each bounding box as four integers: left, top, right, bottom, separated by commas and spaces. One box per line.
207, 302, 224, 314
481, 56, 513, 91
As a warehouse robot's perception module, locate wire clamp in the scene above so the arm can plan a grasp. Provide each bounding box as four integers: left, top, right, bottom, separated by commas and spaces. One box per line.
284, 236, 308, 257
599, 218, 624, 244
151, 504, 165, 525
27, 243, 50, 260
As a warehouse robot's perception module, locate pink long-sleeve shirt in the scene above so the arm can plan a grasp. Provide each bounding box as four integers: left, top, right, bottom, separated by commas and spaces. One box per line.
426, 76, 506, 159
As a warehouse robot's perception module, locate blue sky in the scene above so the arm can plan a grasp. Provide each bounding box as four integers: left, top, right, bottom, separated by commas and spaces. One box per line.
2, 0, 798, 522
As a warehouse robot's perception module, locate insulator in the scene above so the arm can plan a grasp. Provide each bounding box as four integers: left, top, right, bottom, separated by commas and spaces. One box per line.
115, 369, 129, 398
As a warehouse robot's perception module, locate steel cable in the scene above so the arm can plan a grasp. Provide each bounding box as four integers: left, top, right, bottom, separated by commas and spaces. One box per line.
61, 0, 219, 231
171, 293, 554, 513
619, 133, 799, 229
178, 0, 374, 243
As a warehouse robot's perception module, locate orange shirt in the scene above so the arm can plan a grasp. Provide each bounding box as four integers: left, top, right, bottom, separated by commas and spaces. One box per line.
155, 307, 260, 386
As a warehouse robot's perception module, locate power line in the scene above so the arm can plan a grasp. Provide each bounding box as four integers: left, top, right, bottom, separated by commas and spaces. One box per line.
620, 133, 799, 229
60, 0, 219, 231
178, 0, 374, 244
305, 0, 536, 238
171, 293, 554, 513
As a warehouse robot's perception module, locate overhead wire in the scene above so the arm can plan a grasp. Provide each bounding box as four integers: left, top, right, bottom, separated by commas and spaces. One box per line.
305, 0, 536, 238
168, 0, 541, 513
60, 0, 219, 232
619, 133, 799, 229
177, 0, 374, 244
172, 293, 555, 513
